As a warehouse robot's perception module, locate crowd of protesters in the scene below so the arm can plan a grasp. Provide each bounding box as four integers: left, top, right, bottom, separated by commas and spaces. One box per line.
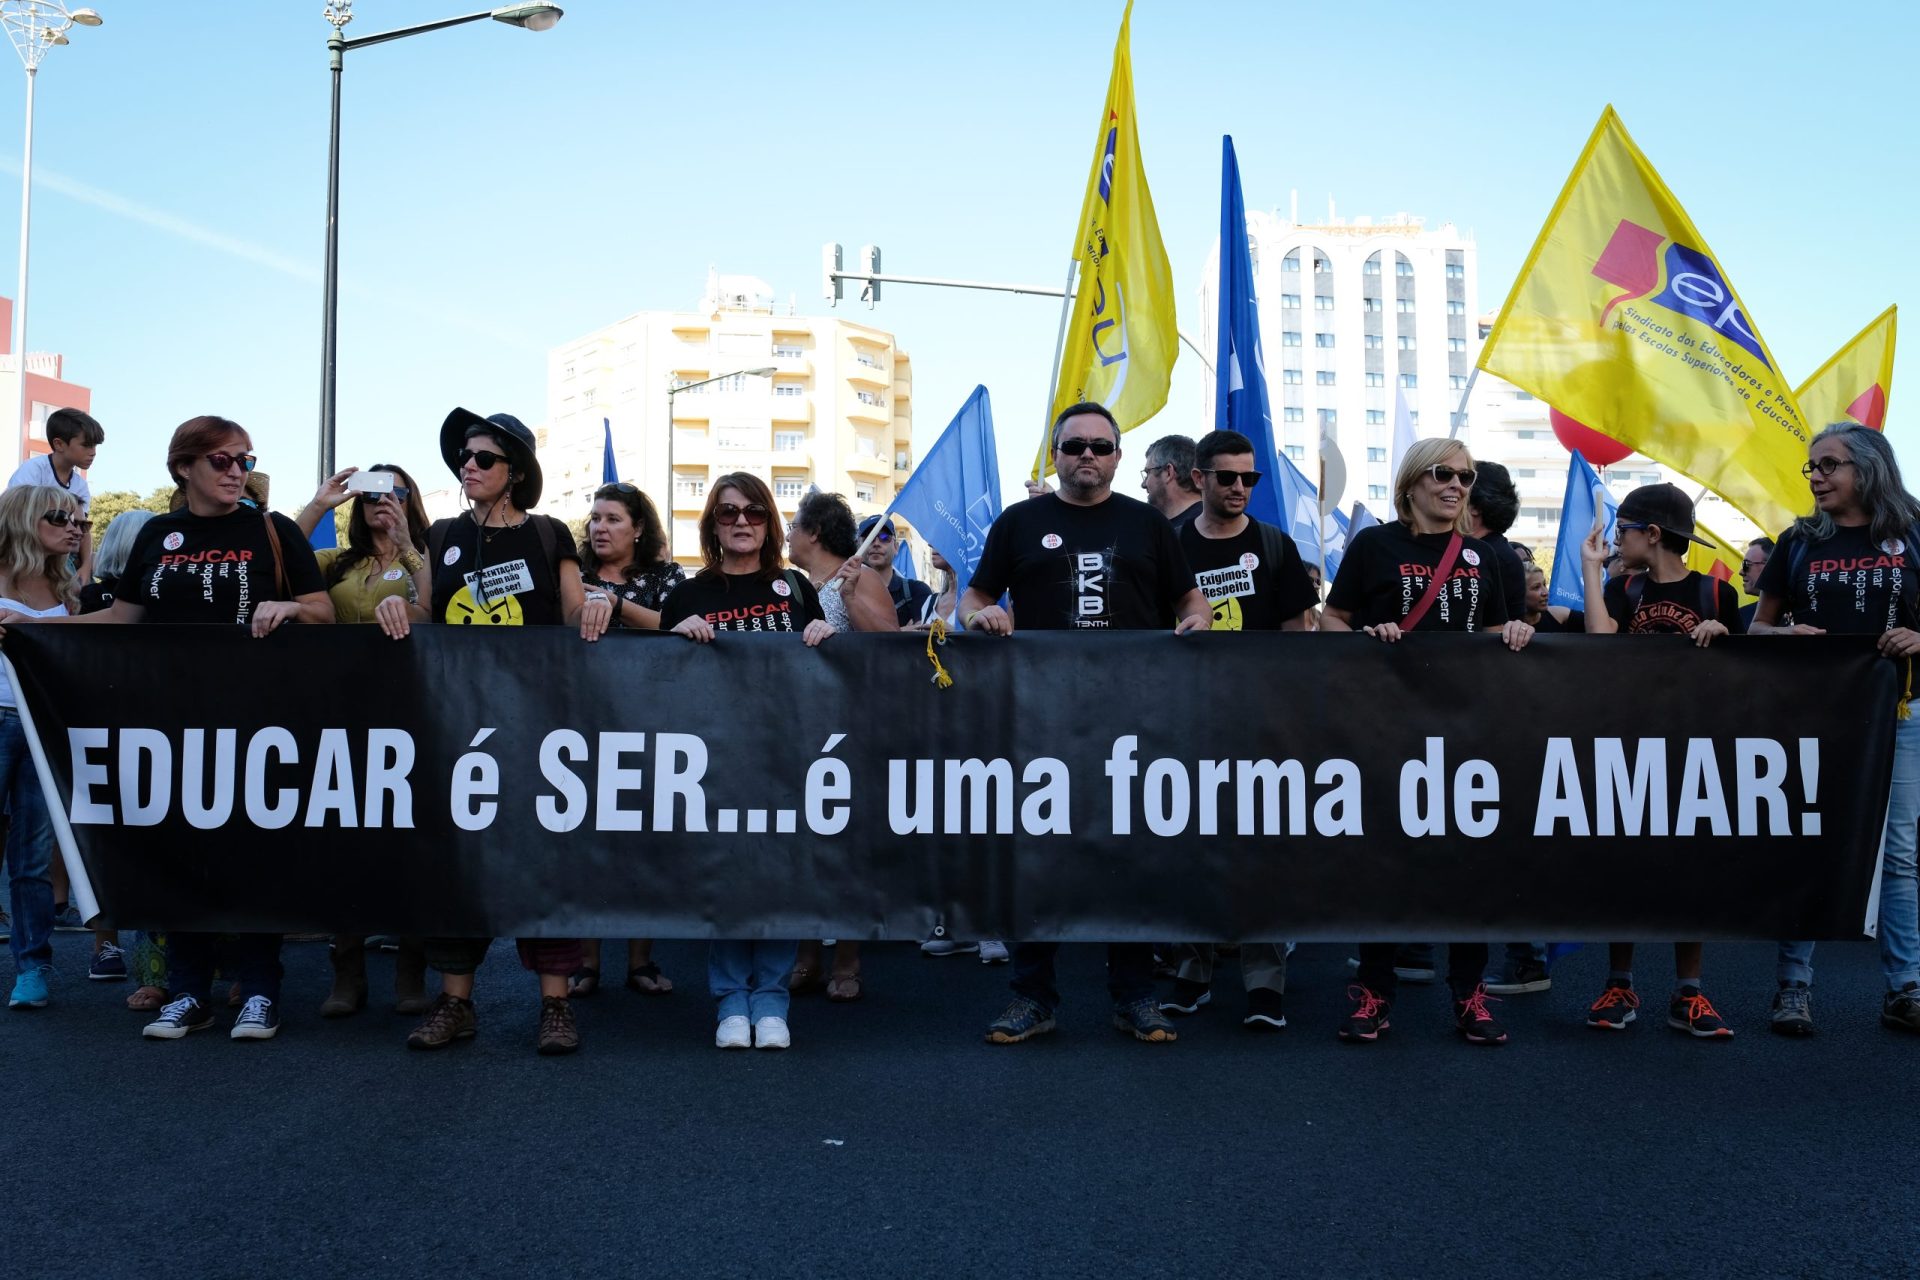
0, 401, 1916, 1057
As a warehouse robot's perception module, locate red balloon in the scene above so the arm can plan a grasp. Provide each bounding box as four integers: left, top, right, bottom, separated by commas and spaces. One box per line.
1549, 408, 1632, 467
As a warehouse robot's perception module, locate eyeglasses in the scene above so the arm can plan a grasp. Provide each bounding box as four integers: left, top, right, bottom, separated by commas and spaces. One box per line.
1201, 468, 1263, 490
599, 482, 639, 496
714, 502, 770, 527
41, 510, 86, 529
359, 486, 412, 504
1801, 457, 1855, 478
204, 452, 258, 474
1741, 559, 1768, 572
457, 448, 510, 471
1058, 437, 1117, 457
1615, 521, 1650, 532
1141, 462, 1173, 477
1423, 465, 1476, 487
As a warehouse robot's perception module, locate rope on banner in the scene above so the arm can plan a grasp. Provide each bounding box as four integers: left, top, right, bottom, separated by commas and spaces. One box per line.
924, 616, 954, 689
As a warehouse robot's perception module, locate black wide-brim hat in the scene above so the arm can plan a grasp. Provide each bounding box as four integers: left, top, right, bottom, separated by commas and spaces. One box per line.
440, 407, 543, 510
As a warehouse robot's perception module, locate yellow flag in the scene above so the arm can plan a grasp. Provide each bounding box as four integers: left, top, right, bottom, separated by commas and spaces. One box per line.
1479, 107, 1808, 536
1035, 0, 1177, 478
1687, 518, 1757, 606
1795, 305, 1896, 432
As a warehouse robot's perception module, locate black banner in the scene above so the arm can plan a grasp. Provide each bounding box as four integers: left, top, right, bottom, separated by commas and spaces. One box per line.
1, 626, 1895, 941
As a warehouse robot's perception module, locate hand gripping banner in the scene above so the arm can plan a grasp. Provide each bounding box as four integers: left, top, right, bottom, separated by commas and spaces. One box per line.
0, 627, 1896, 941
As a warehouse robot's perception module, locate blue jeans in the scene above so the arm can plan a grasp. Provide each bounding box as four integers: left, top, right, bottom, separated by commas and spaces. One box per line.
708, 940, 798, 1023
166, 933, 283, 1006
1009, 943, 1155, 1013
0, 709, 54, 974
1779, 713, 1920, 991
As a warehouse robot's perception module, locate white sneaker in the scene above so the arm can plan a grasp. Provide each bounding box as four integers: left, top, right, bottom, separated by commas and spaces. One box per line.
978, 940, 1010, 965
753, 1016, 791, 1050
715, 1015, 751, 1049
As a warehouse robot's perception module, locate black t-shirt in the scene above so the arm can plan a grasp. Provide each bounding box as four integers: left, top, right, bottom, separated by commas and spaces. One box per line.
1602, 571, 1746, 635
970, 491, 1196, 631
1325, 521, 1509, 632
659, 569, 825, 633
585, 562, 685, 629
885, 572, 934, 628
1531, 608, 1584, 634
1481, 531, 1528, 622
1178, 517, 1319, 631
116, 508, 325, 625
77, 581, 114, 616
1168, 503, 1199, 532
429, 514, 577, 627
1756, 524, 1913, 635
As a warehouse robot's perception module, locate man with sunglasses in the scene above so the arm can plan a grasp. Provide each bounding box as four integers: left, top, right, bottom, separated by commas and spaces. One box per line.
962, 401, 1209, 1046
1157, 429, 1317, 1031
1739, 537, 1774, 630
856, 513, 933, 627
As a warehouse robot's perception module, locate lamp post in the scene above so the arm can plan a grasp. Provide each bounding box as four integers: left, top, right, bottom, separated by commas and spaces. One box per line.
1, 1, 101, 463
317, 1, 562, 483
664, 366, 775, 558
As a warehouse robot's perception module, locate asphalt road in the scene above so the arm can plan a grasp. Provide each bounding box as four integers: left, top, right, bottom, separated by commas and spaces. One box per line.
3, 933, 1916, 1278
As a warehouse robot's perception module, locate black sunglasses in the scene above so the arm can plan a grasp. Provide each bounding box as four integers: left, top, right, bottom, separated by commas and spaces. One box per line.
457, 448, 510, 471
1058, 437, 1117, 457
204, 451, 258, 474
1802, 458, 1855, 478
41, 510, 85, 528
1424, 465, 1477, 486
714, 502, 770, 527
1202, 468, 1263, 490
359, 486, 412, 504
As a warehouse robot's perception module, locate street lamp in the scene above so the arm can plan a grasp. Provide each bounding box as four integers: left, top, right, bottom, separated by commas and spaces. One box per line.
317, 0, 562, 482
1, 2, 102, 462
664, 366, 775, 558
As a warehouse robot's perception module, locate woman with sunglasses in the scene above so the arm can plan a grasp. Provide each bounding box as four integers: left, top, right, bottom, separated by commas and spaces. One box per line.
1322, 436, 1532, 1047
0, 416, 334, 1039
660, 472, 833, 1049
374, 409, 610, 1056
1755, 423, 1920, 1037
570, 481, 683, 999
292, 464, 434, 1018
0, 486, 83, 1010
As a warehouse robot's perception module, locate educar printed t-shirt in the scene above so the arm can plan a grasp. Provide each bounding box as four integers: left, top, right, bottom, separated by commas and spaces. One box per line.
659, 569, 825, 634
1179, 517, 1319, 631
1602, 570, 1745, 636
970, 492, 1196, 631
429, 515, 576, 627
1756, 525, 1912, 636
1325, 520, 1508, 633
115, 507, 324, 625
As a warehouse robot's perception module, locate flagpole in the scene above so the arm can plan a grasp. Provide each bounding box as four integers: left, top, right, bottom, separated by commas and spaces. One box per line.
1447, 367, 1480, 439
1032, 260, 1079, 481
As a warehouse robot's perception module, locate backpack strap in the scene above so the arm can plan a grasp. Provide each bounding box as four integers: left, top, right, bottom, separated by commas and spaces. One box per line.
1623, 571, 1646, 617
1401, 533, 1463, 632
427, 519, 451, 578
534, 514, 561, 580
260, 512, 291, 599
1255, 519, 1290, 584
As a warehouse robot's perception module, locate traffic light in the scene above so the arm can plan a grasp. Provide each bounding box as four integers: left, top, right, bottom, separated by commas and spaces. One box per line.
860, 244, 881, 306
823, 243, 844, 305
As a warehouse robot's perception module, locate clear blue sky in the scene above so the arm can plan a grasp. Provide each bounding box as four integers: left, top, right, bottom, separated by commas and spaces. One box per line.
7, 0, 1915, 505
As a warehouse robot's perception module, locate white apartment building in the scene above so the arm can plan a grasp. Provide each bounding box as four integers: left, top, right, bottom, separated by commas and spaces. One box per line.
1198, 209, 1477, 512
536, 271, 913, 561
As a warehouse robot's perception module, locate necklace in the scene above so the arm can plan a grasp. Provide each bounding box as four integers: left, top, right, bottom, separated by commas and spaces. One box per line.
478, 507, 527, 544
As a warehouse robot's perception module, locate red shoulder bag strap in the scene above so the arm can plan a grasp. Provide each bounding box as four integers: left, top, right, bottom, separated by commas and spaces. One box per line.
1400, 532, 1463, 632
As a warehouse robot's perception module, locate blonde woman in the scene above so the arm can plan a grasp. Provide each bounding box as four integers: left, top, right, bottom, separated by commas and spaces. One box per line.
1321, 437, 1533, 1047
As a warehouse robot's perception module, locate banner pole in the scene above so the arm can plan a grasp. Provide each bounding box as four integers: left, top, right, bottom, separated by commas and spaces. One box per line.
3, 654, 99, 924
1032, 260, 1079, 481
1447, 367, 1480, 440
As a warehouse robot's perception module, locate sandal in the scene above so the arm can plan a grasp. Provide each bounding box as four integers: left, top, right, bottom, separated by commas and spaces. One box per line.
786, 963, 825, 994
126, 985, 168, 1012
625, 963, 673, 996
567, 966, 601, 998
826, 972, 864, 1002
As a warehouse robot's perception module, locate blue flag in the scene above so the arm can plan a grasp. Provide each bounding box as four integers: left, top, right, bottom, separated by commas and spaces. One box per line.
309, 511, 337, 551
1549, 450, 1617, 610
1321, 507, 1350, 582
886, 385, 1000, 599
895, 536, 919, 581
1274, 450, 1325, 569
602, 417, 617, 485
1215, 136, 1283, 530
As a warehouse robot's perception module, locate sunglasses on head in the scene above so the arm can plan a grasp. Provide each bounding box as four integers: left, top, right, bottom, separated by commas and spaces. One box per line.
41, 510, 87, 529
714, 502, 770, 527
600, 482, 639, 496
1058, 437, 1117, 457
1202, 468, 1263, 490
1424, 464, 1476, 487
1801, 457, 1854, 478
204, 451, 258, 474
457, 448, 512, 471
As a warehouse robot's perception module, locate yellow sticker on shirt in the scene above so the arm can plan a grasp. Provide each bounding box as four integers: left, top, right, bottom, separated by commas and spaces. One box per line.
1210, 596, 1243, 632
444, 582, 524, 626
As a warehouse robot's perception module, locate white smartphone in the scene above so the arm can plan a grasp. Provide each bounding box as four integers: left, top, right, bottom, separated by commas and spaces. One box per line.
347, 470, 394, 495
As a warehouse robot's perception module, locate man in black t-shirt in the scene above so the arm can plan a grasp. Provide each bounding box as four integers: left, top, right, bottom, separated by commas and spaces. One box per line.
1468, 462, 1527, 622
1141, 434, 1200, 529
962, 402, 1209, 1047
856, 514, 933, 627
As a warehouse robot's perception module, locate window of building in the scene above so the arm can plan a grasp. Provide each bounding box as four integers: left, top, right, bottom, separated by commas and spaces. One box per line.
1363, 258, 1382, 276
1365, 372, 1385, 387
855, 435, 879, 457
1280, 293, 1301, 309
1515, 391, 1536, 401
1396, 259, 1414, 278
772, 344, 805, 358
1363, 297, 1383, 313
1366, 410, 1386, 425
774, 383, 804, 397
1313, 255, 1331, 273
1365, 334, 1384, 350
1282, 251, 1300, 272
1316, 370, 1336, 386
1283, 407, 1304, 423
774, 431, 805, 452
582, 387, 597, 407
1282, 368, 1303, 385
1314, 332, 1335, 349
1315, 295, 1334, 311
1369, 484, 1388, 500
1282, 331, 1302, 347
1450, 374, 1468, 390
1398, 336, 1417, 350
1446, 263, 1466, 280
674, 475, 706, 499
716, 427, 762, 451
1517, 429, 1537, 439
855, 390, 886, 407
774, 478, 806, 500
1447, 300, 1467, 315
1399, 374, 1418, 389
1448, 337, 1467, 352
1516, 468, 1536, 478
1318, 408, 1337, 427
855, 352, 885, 369
895, 450, 911, 471
855, 483, 876, 503
1285, 444, 1306, 461
1408, 410, 1420, 426
1367, 447, 1387, 462
1395, 298, 1414, 314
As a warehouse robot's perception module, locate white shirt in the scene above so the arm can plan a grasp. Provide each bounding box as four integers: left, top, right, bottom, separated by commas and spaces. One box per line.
0, 594, 70, 708
7, 454, 90, 513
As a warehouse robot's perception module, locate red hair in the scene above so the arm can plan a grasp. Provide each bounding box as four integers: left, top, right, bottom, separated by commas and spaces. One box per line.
166, 415, 251, 486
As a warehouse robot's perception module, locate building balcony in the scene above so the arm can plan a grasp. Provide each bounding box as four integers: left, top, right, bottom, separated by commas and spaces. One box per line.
844, 452, 892, 478
770, 398, 813, 424
848, 363, 889, 389
848, 401, 890, 425
771, 353, 812, 377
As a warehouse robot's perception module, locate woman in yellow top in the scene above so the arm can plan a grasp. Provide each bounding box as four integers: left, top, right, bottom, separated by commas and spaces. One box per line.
294, 463, 433, 1016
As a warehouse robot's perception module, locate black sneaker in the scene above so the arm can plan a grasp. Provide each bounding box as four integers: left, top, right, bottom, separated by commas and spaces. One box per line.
1338, 985, 1391, 1043
1769, 982, 1814, 1036
1158, 978, 1211, 1015
143, 996, 215, 1040
1668, 986, 1733, 1039
230, 996, 282, 1041
1484, 959, 1551, 995
985, 995, 1055, 1044
1243, 988, 1286, 1031
1453, 984, 1510, 1045
1112, 996, 1177, 1043
1585, 982, 1640, 1030
1882, 982, 1920, 1034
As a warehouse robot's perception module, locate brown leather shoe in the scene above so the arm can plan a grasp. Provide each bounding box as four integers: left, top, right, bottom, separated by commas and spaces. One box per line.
406, 993, 476, 1050
319, 938, 368, 1018
537, 996, 580, 1056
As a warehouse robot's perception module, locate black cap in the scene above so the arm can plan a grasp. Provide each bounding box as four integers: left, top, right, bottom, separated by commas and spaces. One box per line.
439, 408, 543, 510
1617, 482, 1711, 547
